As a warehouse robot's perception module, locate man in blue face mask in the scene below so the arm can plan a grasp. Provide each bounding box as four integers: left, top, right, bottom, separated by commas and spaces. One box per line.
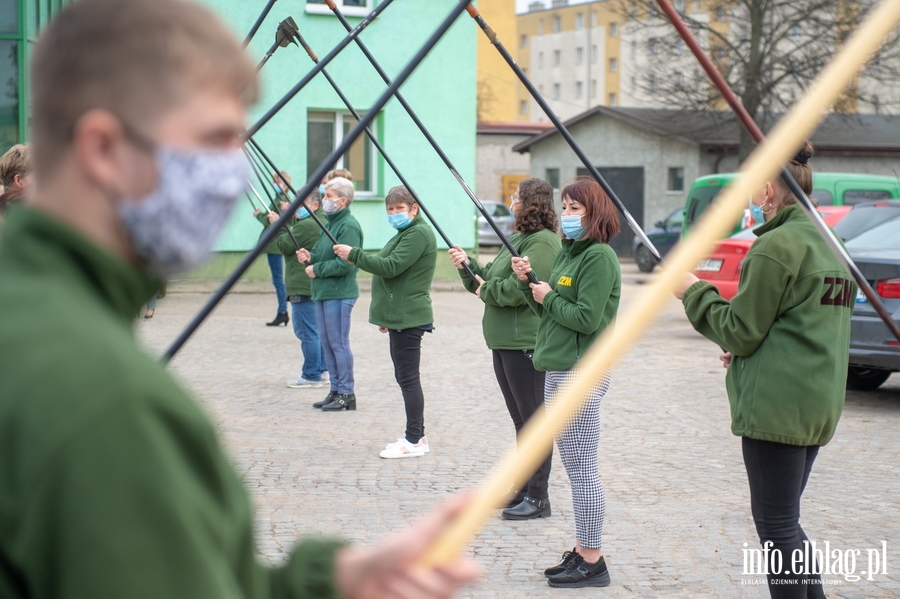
0, 1, 480, 598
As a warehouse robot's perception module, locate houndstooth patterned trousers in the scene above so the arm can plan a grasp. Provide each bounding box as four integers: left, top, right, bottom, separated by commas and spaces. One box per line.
545, 369, 610, 549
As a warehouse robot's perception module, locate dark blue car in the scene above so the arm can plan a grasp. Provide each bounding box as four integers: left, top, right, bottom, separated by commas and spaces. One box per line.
631, 207, 684, 272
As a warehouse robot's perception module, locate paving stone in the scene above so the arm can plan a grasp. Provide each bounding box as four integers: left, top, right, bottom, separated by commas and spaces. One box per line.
137, 261, 900, 597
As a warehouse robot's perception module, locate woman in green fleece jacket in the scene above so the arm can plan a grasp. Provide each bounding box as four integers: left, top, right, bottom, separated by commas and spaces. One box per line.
334, 185, 437, 458
448, 178, 561, 519
512, 178, 621, 589
676, 143, 852, 598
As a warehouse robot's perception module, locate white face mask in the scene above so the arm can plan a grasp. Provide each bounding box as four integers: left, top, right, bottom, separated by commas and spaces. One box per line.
322, 197, 342, 214
118, 147, 247, 278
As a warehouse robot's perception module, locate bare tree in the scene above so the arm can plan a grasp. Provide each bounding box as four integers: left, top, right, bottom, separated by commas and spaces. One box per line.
616, 0, 900, 158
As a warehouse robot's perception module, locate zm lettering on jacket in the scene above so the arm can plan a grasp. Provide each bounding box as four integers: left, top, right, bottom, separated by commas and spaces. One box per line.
820, 277, 853, 308
557, 276, 573, 287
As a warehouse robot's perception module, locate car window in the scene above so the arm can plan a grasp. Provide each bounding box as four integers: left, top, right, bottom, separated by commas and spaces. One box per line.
810, 189, 833, 206
833, 206, 900, 240
729, 225, 760, 239
845, 216, 900, 250
842, 189, 893, 205
665, 208, 684, 227
493, 204, 511, 217
685, 186, 722, 228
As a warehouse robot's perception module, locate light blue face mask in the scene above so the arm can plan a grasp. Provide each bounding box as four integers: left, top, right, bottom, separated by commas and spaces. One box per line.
273, 183, 283, 195
749, 195, 766, 223
560, 214, 586, 240
118, 147, 247, 278
318, 184, 326, 195
297, 206, 310, 219
387, 211, 413, 229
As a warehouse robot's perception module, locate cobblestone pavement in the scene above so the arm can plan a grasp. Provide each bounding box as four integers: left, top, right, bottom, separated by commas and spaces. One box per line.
138, 262, 900, 598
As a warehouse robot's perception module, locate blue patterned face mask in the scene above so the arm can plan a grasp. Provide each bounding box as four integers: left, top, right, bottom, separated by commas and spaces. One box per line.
118, 147, 247, 278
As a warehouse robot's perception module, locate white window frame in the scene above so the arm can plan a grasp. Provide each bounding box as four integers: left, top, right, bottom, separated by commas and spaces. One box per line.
609, 93, 617, 107
554, 49, 562, 66
576, 13, 584, 30
576, 81, 584, 99
576, 47, 584, 65
610, 57, 618, 72
553, 15, 561, 33
308, 110, 378, 197
553, 83, 561, 100
610, 22, 618, 37
306, 0, 372, 17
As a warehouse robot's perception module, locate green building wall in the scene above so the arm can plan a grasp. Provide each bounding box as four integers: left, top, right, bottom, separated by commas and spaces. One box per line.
201, 0, 478, 254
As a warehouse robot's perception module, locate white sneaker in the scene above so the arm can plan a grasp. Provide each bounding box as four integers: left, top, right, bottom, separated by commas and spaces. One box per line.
321, 372, 330, 382
380, 437, 429, 459
286, 377, 324, 389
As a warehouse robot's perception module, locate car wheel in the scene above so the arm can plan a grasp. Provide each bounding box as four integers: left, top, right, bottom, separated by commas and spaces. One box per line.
846, 367, 892, 391
635, 244, 656, 273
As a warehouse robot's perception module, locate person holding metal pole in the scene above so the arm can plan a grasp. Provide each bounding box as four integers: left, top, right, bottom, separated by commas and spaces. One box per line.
0, 0, 481, 596
296, 177, 363, 411
675, 144, 851, 599
448, 178, 561, 519
269, 188, 329, 390
252, 170, 290, 327
333, 185, 436, 457
511, 178, 621, 589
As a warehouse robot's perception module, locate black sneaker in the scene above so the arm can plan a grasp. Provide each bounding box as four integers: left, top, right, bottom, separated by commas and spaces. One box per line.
543, 548, 577, 577
547, 554, 610, 588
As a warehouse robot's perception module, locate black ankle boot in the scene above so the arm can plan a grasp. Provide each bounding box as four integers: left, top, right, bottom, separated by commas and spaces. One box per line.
547, 554, 610, 588
322, 393, 356, 411
501, 489, 525, 510
501, 496, 551, 520
313, 391, 337, 409
266, 312, 289, 327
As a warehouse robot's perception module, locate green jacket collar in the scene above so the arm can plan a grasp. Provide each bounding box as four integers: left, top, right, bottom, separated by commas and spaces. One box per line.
561, 236, 595, 257
325, 206, 352, 224
755, 204, 803, 236
2, 207, 160, 323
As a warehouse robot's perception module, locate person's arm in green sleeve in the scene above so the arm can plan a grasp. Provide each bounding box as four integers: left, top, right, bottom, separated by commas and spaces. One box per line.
541, 251, 616, 334
27, 396, 345, 599
458, 258, 488, 295
254, 211, 271, 228
683, 253, 792, 356
480, 238, 557, 308
313, 225, 362, 279
518, 276, 544, 317
348, 230, 426, 279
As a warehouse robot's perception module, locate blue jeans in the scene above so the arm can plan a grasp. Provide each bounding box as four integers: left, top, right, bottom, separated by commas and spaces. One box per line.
291, 297, 327, 381
267, 253, 287, 314
315, 298, 356, 394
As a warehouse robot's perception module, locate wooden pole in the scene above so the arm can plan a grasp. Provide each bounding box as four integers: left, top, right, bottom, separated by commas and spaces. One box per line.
421, 0, 900, 566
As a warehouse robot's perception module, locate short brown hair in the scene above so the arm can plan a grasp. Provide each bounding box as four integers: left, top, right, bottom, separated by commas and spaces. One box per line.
515, 178, 557, 234
560, 178, 620, 244
30, 0, 259, 174
385, 185, 415, 208
0, 144, 31, 187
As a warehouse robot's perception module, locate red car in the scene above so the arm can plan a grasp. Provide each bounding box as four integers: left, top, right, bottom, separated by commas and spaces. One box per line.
694, 206, 852, 300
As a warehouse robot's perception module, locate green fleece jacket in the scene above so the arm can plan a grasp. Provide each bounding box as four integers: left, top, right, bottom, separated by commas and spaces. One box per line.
272, 209, 325, 297
682, 204, 854, 446
0, 208, 343, 599
348, 214, 437, 330
520, 238, 620, 371
460, 229, 561, 350
309, 207, 363, 301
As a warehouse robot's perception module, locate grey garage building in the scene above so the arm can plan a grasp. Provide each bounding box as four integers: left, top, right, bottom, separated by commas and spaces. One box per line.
514, 107, 900, 256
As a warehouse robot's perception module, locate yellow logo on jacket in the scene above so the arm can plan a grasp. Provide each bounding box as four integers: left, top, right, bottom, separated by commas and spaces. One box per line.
557, 276, 573, 287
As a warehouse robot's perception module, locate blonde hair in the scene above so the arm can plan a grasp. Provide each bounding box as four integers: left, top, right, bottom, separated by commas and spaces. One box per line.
30, 0, 259, 174
326, 169, 353, 182
0, 144, 31, 187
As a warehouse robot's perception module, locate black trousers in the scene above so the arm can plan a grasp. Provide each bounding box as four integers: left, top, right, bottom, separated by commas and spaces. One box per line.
389, 328, 426, 443
742, 437, 826, 599
492, 349, 552, 500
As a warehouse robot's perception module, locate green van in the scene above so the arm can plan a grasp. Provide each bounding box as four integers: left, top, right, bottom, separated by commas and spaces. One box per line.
682, 172, 900, 235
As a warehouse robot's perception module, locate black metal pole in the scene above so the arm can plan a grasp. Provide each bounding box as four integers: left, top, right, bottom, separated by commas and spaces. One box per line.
246, 137, 336, 244
246, 178, 303, 251
462, 3, 662, 263
241, 0, 398, 141
284, 19, 479, 281
164, 0, 474, 361
243, 0, 278, 47
243, 147, 281, 214
327, 0, 539, 284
